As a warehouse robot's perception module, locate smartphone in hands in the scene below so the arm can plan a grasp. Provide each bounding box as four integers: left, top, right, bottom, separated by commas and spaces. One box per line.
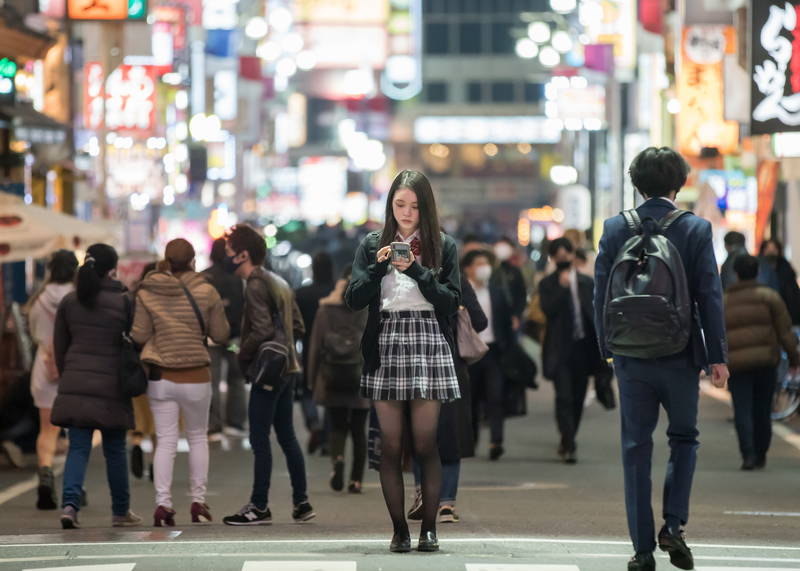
390, 241, 412, 263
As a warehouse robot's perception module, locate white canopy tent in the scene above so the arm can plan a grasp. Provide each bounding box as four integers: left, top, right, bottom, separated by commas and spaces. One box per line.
0, 192, 117, 263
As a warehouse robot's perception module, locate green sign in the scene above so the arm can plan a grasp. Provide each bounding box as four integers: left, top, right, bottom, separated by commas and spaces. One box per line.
0, 58, 17, 80
128, 0, 147, 20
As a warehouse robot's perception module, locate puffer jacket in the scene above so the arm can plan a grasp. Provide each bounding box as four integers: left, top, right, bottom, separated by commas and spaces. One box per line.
724, 280, 800, 372
132, 270, 230, 380
51, 278, 133, 430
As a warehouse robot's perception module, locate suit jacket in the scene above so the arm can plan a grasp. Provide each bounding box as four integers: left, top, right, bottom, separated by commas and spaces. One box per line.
593, 199, 728, 369
539, 270, 599, 380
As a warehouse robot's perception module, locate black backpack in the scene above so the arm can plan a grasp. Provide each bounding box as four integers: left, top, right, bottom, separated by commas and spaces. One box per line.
603, 209, 692, 359
321, 317, 363, 392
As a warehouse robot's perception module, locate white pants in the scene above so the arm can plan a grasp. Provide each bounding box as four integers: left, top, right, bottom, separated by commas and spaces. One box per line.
148, 379, 212, 509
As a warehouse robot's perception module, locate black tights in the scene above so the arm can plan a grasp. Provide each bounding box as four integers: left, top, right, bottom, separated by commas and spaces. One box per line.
328, 407, 368, 483
374, 400, 442, 537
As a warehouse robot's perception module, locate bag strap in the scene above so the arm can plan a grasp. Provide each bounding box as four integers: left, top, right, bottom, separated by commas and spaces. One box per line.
178, 281, 208, 347
659, 209, 691, 232
621, 209, 643, 234
123, 295, 135, 335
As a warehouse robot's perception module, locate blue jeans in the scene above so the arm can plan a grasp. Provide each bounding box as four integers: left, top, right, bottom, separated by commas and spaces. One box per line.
616, 358, 700, 554
249, 380, 308, 509
413, 459, 461, 505
62, 428, 129, 516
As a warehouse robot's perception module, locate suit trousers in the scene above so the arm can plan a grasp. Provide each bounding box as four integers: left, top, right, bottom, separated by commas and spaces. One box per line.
615, 357, 700, 554
728, 367, 776, 462
552, 338, 591, 453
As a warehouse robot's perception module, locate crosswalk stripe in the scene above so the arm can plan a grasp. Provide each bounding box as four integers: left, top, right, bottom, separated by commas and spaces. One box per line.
23, 565, 136, 571
465, 566, 581, 571
241, 563, 357, 571
697, 568, 800, 571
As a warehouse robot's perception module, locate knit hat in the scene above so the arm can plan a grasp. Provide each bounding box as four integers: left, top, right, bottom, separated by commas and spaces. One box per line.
164, 238, 195, 272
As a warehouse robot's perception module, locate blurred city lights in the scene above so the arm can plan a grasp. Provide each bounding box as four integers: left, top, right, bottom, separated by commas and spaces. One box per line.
276, 57, 298, 78
264, 224, 278, 237
269, 7, 293, 33
483, 143, 499, 157
552, 31, 574, 54
282, 33, 304, 53
667, 98, 681, 114
515, 38, 539, 59
174, 91, 188, 110
257, 41, 281, 62
245, 17, 269, 40
296, 51, 318, 71
296, 254, 313, 269
539, 47, 561, 68
550, 165, 579, 185
550, 0, 578, 13
528, 22, 551, 44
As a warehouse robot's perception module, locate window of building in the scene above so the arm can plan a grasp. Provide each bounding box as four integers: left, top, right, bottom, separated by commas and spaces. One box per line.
425, 22, 450, 55
425, 82, 449, 103
467, 81, 484, 103
524, 82, 542, 103
491, 81, 515, 103
459, 22, 483, 54
491, 20, 516, 54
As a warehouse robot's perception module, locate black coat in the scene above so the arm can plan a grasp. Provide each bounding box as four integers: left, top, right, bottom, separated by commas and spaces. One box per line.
203, 264, 244, 338
441, 278, 487, 461
539, 270, 601, 380
295, 281, 335, 373
51, 278, 134, 431
345, 231, 462, 373
496, 261, 528, 317
773, 257, 800, 326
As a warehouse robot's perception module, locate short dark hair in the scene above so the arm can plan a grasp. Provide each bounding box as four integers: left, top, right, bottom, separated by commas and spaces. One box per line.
548, 237, 575, 258
210, 238, 227, 265
226, 224, 267, 266
48, 249, 78, 284
312, 252, 334, 285
734, 254, 759, 281
628, 146, 690, 198
759, 238, 783, 257
461, 248, 493, 269
724, 231, 746, 248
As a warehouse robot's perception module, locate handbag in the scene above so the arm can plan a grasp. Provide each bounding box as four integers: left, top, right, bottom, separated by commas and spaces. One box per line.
500, 341, 538, 390
456, 306, 489, 365
118, 296, 148, 398
247, 305, 293, 392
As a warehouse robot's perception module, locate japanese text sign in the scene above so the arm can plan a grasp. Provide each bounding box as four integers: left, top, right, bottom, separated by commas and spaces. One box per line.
83, 63, 158, 136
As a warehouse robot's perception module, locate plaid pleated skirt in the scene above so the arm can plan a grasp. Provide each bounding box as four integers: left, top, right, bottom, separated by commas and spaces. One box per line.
361, 310, 461, 402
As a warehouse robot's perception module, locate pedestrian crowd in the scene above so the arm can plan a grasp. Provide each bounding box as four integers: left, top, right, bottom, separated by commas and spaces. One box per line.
3, 149, 799, 568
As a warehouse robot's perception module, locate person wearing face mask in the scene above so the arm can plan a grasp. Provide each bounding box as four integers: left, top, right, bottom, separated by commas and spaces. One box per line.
492, 237, 528, 328
538, 237, 603, 464
462, 249, 515, 461
132, 238, 230, 526
758, 238, 800, 326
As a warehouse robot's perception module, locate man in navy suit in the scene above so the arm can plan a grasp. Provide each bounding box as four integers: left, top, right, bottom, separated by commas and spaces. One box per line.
594, 147, 729, 571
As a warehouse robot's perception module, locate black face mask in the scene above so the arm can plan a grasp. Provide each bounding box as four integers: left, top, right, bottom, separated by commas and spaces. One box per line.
556, 261, 572, 271
223, 254, 244, 274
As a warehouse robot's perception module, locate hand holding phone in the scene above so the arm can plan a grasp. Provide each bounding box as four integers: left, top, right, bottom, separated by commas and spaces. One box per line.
390, 241, 414, 272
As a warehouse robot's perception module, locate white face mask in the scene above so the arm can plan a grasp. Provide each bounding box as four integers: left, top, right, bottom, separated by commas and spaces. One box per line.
494, 243, 513, 261
474, 264, 492, 283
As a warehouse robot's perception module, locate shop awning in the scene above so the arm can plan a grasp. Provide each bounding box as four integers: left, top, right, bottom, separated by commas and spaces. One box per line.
0, 8, 54, 62
0, 192, 117, 263
0, 103, 68, 144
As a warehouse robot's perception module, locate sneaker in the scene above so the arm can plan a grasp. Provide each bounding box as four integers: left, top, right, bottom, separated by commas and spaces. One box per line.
1, 440, 24, 468
223, 503, 272, 526
112, 510, 143, 527
60, 505, 80, 529
223, 426, 248, 438
407, 488, 423, 520
292, 501, 316, 523
207, 431, 224, 443
131, 444, 144, 479
36, 467, 58, 510
438, 505, 460, 523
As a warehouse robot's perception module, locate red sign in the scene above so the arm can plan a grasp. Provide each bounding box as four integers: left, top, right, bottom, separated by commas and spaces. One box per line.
83, 63, 158, 136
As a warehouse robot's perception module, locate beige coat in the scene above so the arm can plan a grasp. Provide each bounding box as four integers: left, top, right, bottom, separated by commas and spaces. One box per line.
132, 270, 230, 379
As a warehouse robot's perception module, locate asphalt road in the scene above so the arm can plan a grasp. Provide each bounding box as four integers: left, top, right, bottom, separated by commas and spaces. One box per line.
0, 380, 798, 571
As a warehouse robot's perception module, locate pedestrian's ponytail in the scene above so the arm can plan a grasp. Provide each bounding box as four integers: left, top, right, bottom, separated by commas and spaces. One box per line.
76, 243, 119, 308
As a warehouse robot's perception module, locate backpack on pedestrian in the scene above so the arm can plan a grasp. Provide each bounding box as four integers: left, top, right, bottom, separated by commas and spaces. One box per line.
320, 321, 362, 393
603, 209, 693, 359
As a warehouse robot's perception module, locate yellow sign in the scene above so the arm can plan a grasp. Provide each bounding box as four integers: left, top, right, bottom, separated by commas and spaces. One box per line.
68, 0, 128, 20
293, 0, 388, 24
677, 26, 739, 156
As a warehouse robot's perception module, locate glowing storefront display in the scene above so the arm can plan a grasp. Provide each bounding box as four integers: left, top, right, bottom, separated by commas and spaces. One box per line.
83, 63, 158, 136
293, 0, 388, 24
67, 0, 146, 20
298, 157, 348, 225
677, 27, 739, 157
751, 0, 800, 134
414, 116, 563, 144
579, 0, 636, 79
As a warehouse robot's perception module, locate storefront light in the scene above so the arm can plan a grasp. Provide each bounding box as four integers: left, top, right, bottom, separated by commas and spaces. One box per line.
175, 122, 189, 141
528, 22, 551, 44
174, 143, 189, 162
175, 91, 189, 110
550, 0, 577, 13
550, 165, 578, 185
483, 143, 499, 157
552, 31, 573, 54
245, 17, 269, 40
276, 57, 297, 78
584, 118, 603, 131
162, 72, 182, 86
296, 254, 312, 269
264, 223, 278, 237
269, 6, 293, 33
667, 98, 681, 114
130, 192, 150, 211
539, 47, 561, 68
257, 41, 281, 62
163, 186, 175, 206
175, 173, 188, 194
282, 33, 304, 53
516, 38, 539, 59
218, 182, 236, 197
296, 51, 317, 71
564, 118, 583, 131
570, 76, 588, 89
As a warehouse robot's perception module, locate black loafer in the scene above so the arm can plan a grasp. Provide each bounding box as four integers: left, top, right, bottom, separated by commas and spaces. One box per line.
628, 552, 655, 571
658, 526, 694, 570
389, 533, 411, 553
417, 530, 439, 552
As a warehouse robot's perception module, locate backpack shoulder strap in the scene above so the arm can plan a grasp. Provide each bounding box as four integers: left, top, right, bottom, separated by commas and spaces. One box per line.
621, 210, 642, 234
659, 209, 691, 232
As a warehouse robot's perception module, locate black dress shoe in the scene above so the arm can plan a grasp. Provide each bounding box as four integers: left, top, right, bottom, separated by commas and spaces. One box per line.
389, 533, 411, 553
417, 530, 439, 552
628, 552, 655, 571
489, 445, 504, 461
658, 526, 694, 570
741, 457, 756, 471
755, 456, 767, 469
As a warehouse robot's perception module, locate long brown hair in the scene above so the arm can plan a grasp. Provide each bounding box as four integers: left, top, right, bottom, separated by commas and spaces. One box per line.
379, 170, 442, 269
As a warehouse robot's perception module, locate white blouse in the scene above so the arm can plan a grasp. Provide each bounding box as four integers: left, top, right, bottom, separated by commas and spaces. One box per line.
380, 231, 434, 312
